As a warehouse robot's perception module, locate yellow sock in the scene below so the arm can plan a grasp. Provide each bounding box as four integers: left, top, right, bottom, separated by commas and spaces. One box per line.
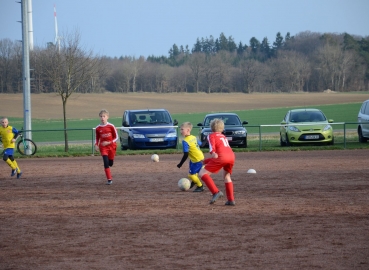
12, 160, 20, 173
188, 174, 202, 187
5, 159, 17, 170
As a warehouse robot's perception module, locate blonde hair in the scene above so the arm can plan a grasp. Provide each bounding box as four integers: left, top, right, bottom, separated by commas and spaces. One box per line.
99, 109, 109, 116
180, 122, 193, 130
210, 118, 224, 132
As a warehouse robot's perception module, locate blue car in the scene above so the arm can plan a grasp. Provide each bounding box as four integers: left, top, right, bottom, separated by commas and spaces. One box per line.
120, 109, 178, 150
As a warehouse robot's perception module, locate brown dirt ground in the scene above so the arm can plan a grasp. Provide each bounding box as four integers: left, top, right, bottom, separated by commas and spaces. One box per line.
1, 149, 368, 269
1, 92, 369, 119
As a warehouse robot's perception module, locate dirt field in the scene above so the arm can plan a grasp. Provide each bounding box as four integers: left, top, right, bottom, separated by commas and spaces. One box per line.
1, 92, 368, 119
1, 149, 368, 269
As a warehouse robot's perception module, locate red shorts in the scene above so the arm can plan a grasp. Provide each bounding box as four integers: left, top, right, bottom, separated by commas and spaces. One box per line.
99, 143, 117, 160
204, 157, 234, 174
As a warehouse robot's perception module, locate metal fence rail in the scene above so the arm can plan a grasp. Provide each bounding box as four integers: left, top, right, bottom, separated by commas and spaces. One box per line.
17, 122, 363, 155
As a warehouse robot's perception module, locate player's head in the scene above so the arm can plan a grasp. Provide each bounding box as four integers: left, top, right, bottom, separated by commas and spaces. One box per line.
180, 122, 192, 136
210, 118, 224, 132
0, 117, 9, 128
99, 109, 109, 124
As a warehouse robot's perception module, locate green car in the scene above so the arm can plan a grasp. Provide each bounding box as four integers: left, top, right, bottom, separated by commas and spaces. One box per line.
280, 108, 334, 146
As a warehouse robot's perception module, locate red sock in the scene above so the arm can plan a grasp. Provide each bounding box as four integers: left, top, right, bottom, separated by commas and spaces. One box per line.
201, 174, 218, 194
225, 182, 234, 201
104, 168, 112, 180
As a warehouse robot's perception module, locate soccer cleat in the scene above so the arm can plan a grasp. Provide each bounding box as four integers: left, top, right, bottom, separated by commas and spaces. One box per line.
225, 201, 236, 206
11, 169, 17, 177
193, 186, 204, 192
17, 171, 22, 179
106, 180, 112, 185
190, 181, 195, 189
210, 191, 223, 204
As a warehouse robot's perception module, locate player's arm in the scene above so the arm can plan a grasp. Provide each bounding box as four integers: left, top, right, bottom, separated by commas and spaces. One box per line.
177, 140, 189, 168
12, 127, 20, 141
112, 125, 119, 143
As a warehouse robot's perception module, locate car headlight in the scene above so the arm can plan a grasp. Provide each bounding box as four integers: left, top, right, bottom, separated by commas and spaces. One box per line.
132, 134, 145, 138
288, 126, 300, 132
234, 130, 246, 135
166, 132, 177, 138
323, 125, 332, 131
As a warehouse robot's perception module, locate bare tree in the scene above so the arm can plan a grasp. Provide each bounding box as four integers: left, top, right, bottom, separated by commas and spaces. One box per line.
43, 30, 101, 151
187, 52, 205, 92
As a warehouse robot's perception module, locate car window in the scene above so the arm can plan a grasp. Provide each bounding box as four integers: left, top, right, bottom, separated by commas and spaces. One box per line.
224, 115, 241, 125
364, 102, 369, 115
290, 111, 325, 122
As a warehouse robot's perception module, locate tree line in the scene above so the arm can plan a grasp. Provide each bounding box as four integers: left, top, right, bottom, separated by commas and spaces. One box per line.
1, 31, 368, 95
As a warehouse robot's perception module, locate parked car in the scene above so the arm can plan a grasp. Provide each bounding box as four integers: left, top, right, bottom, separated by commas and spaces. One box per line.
358, 99, 369, 143
280, 108, 334, 146
120, 109, 178, 150
197, 113, 248, 148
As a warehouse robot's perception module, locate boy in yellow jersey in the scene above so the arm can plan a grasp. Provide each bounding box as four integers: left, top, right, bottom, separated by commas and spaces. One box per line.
177, 122, 204, 192
0, 117, 22, 178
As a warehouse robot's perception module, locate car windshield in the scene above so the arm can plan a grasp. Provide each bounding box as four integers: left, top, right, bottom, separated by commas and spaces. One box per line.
290, 111, 326, 122
204, 115, 241, 126
130, 111, 171, 126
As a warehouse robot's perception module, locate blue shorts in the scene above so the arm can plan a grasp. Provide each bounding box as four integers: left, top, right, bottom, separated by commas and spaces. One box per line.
4, 148, 15, 156
189, 160, 203, 175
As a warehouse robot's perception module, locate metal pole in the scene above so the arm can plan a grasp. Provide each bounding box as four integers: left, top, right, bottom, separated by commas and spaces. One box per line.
21, 0, 32, 150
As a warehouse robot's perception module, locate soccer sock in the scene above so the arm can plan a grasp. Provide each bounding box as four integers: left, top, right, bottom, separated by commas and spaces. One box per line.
188, 174, 202, 187
104, 168, 112, 180
5, 159, 16, 170
225, 182, 234, 201
12, 160, 20, 173
201, 174, 218, 194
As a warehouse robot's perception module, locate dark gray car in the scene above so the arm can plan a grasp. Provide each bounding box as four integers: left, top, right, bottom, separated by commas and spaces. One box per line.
197, 113, 248, 148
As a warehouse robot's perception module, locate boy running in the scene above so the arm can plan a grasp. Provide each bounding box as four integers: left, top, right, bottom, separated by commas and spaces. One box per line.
199, 118, 236, 206
0, 117, 22, 178
177, 122, 204, 192
95, 110, 118, 185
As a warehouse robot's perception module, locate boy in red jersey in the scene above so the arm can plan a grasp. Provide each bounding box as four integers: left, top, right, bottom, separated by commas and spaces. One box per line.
199, 118, 236, 206
95, 109, 118, 185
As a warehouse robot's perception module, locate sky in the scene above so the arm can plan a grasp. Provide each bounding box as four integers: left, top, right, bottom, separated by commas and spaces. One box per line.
1, 0, 369, 58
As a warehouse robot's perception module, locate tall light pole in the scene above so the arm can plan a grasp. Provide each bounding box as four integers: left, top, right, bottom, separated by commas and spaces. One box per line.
21, 0, 32, 144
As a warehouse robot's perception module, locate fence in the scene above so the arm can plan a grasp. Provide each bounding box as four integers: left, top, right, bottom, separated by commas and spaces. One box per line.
15, 122, 364, 156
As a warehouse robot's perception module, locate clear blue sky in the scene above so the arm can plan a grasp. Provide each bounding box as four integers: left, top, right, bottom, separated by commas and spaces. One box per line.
1, 0, 368, 58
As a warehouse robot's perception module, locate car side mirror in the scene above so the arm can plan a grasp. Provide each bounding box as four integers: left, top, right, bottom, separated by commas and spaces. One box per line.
173, 119, 178, 126
328, 119, 334, 123
281, 121, 286, 125
197, 123, 203, 127
242, 121, 248, 125
123, 121, 129, 127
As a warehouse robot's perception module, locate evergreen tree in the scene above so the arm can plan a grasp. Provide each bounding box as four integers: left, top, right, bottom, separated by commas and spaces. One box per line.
260, 37, 271, 60
192, 38, 202, 53
218, 33, 229, 51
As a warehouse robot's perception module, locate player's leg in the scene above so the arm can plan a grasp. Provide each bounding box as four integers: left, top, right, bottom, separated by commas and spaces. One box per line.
188, 161, 204, 191
108, 144, 116, 167
223, 164, 235, 206
199, 162, 223, 204
3, 149, 19, 177
102, 155, 112, 184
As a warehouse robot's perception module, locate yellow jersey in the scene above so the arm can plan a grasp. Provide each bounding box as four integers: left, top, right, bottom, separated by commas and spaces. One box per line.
182, 135, 204, 163
0, 125, 18, 149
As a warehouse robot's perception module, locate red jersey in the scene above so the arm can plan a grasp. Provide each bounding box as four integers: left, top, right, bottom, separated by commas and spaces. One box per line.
95, 122, 118, 147
207, 132, 235, 162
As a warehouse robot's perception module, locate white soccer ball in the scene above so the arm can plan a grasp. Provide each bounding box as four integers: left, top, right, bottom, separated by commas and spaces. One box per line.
178, 178, 191, 191
151, 154, 159, 162
247, 168, 256, 174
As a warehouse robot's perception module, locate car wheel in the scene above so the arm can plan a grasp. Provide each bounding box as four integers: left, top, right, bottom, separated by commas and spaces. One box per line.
280, 134, 286, 147
358, 127, 368, 143
128, 138, 135, 150
285, 135, 291, 146
328, 137, 335, 145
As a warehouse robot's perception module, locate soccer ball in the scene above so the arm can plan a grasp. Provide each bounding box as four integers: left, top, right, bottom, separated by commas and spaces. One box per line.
151, 154, 159, 162
247, 168, 256, 174
178, 178, 191, 191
